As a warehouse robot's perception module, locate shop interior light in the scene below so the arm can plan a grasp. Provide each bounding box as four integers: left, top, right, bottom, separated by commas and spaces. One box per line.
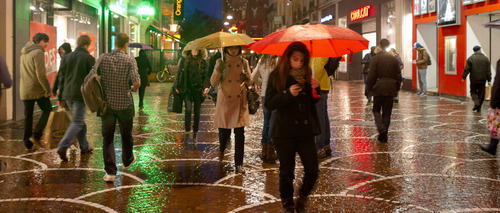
39, 7, 44, 12
113, 14, 119, 18
224, 22, 229, 25
30, 5, 36, 10
227, 15, 233, 20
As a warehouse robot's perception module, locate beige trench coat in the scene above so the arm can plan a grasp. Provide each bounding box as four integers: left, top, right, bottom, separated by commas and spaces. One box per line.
210, 54, 252, 129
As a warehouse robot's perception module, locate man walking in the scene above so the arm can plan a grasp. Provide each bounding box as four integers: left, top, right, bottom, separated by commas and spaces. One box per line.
20, 33, 52, 149
311, 57, 333, 158
361, 46, 376, 103
367, 39, 402, 143
462, 45, 491, 113
56, 35, 95, 161
96, 33, 140, 182
412, 42, 429, 96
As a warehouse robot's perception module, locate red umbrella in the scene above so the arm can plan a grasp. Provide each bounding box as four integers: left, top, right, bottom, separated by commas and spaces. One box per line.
250, 24, 369, 57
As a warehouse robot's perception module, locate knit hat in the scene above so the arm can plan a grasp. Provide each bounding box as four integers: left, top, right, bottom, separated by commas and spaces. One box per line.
473, 45, 481, 52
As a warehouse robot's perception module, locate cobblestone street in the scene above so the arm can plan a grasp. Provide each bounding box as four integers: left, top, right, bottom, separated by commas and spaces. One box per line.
0, 81, 499, 212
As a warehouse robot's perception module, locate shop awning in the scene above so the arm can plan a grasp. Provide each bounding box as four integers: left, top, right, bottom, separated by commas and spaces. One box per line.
147, 25, 185, 44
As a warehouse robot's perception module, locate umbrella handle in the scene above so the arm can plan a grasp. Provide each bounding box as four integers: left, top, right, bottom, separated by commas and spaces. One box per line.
220, 47, 224, 61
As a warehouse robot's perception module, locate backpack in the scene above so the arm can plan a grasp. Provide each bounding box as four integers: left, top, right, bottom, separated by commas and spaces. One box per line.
427, 55, 432, 65
324, 57, 342, 76
81, 55, 107, 116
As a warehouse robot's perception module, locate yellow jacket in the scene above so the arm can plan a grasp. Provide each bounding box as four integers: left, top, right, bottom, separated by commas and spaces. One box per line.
310, 57, 330, 91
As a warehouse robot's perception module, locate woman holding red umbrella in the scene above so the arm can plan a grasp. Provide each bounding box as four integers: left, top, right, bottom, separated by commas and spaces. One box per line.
265, 42, 320, 212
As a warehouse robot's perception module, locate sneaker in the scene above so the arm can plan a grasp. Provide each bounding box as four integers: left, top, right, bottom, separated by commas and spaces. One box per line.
103, 174, 116, 182
123, 153, 137, 170
80, 147, 94, 154
57, 149, 68, 161
420, 93, 427, 96
29, 137, 44, 148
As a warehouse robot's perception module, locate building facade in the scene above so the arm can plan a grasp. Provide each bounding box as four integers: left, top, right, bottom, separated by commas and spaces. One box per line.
413, 0, 500, 97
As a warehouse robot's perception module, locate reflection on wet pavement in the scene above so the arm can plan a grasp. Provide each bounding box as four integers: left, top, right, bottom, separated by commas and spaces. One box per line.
0, 81, 499, 212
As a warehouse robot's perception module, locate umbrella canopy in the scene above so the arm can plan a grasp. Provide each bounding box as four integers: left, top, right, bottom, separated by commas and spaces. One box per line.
485, 19, 500, 29
129, 43, 153, 50
250, 24, 369, 57
193, 32, 255, 49
184, 38, 210, 51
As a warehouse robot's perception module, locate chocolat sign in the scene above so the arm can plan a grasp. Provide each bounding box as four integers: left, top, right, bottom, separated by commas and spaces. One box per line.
350, 5, 372, 22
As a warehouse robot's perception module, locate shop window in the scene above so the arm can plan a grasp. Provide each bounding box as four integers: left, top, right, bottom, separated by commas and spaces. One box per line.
444, 36, 457, 75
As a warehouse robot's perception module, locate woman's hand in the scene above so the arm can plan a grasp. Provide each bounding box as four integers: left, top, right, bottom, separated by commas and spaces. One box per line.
203, 88, 209, 97
311, 77, 319, 89
289, 84, 303, 96
175, 89, 179, 94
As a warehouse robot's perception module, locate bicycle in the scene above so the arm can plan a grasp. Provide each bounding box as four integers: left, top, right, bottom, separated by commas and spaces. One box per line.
156, 65, 174, 82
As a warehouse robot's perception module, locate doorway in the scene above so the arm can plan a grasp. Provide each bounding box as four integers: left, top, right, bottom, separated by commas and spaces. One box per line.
416, 22, 438, 94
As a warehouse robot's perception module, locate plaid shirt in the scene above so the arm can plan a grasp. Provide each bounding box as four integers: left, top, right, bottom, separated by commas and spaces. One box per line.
98, 50, 140, 111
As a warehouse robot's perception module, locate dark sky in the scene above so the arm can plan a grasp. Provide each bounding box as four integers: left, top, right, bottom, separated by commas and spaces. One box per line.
184, 0, 223, 20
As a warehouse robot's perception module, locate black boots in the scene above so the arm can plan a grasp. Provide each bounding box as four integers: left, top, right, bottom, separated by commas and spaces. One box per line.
479, 138, 498, 156
295, 194, 308, 213
378, 131, 388, 143
282, 198, 294, 213
260, 143, 268, 160
260, 143, 278, 164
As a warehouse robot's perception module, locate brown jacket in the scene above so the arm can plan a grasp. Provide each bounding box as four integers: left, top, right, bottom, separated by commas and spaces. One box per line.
20, 42, 51, 100
211, 54, 252, 129
416, 48, 429, 70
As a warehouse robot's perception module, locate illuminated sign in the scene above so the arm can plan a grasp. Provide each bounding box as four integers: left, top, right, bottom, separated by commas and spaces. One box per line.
321, 14, 333, 23
350, 5, 372, 22
174, 0, 184, 20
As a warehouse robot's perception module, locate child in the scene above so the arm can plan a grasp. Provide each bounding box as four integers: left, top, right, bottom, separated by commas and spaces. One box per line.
264, 42, 320, 212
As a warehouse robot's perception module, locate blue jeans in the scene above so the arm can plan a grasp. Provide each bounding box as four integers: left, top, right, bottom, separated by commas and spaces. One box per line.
58, 100, 90, 151
418, 69, 427, 94
363, 73, 372, 100
315, 92, 331, 150
261, 96, 273, 144
101, 106, 135, 175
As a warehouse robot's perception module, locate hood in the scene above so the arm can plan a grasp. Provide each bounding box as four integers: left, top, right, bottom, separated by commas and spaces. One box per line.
182, 48, 208, 60
22, 42, 43, 54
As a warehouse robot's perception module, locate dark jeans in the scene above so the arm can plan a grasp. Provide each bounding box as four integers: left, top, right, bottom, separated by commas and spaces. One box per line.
315, 92, 331, 150
219, 127, 244, 166
23, 97, 52, 145
261, 97, 273, 144
58, 101, 90, 151
138, 86, 146, 107
372, 96, 394, 134
273, 136, 319, 200
363, 73, 372, 100
470, 82, 485, 108
184, 90, 203, 132
101, 106, 135, 175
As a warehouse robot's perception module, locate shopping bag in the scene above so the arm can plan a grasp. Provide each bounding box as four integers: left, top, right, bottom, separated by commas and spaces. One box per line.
167, 89, 183, 113
43, 108, 72, 149
487, 108, 500, 139
485, 82, 492, 101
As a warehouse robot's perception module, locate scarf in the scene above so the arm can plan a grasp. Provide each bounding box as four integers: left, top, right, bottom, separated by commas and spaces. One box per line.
289, 68, 307, 86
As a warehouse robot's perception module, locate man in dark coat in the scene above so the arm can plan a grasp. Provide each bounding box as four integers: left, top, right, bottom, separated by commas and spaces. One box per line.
480, 58, 500, 156
367, 39, 402, 143
462, 45, 491, 112
361, 46, 376, 103
135, 49, 152, 109
56, 35, 95, 161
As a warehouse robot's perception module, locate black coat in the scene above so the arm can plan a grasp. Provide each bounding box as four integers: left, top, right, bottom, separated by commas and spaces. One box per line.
462, 52, 491, 83
366, 51, 402, 97
490, 59, 500, 109
265, 72, 320, 138
57, 46, 95, 101
173, 57, 209, 95
135, 56, 152, 86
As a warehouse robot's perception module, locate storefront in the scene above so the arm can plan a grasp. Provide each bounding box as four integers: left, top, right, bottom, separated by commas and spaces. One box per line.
337, 0, 413, 84
413, 0, 500, 97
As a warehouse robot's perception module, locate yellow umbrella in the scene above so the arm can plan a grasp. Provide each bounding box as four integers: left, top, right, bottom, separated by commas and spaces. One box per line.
183, 38, 210, 51
196, 32, 255, 49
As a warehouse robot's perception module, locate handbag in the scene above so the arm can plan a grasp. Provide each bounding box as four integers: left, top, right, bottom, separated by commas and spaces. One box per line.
485, 82, 492, 101
487, 108, 500, 139
247, 85, 260, 115
168, 88, 183, 113
208, 85, 218, 101
42, 108, 73, 149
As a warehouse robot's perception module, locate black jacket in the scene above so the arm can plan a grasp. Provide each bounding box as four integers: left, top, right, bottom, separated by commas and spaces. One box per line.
58, 46, 95, 101
135, 56, 152, 86
265, 71, 320, 138
173, 57, 209, 94
490, 59, 500, 109
366, 51, 402, 97
462, 52, 491, 83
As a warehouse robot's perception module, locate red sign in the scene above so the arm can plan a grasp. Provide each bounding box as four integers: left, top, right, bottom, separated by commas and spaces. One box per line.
30, 21, 57, 88
79, 32, 96, 58
350, 5, 372, 22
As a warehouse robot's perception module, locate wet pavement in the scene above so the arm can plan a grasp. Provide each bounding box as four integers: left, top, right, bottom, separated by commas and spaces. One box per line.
0, 80, 499, 212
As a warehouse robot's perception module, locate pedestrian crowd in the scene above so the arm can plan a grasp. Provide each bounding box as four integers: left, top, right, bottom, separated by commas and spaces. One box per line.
1, 30, 499, 213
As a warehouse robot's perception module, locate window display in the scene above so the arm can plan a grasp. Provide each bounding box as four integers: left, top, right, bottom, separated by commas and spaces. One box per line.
445, 36, 457, 75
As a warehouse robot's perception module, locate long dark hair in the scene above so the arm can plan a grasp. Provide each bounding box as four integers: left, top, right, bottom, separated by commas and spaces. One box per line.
273, 42, 311, 91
